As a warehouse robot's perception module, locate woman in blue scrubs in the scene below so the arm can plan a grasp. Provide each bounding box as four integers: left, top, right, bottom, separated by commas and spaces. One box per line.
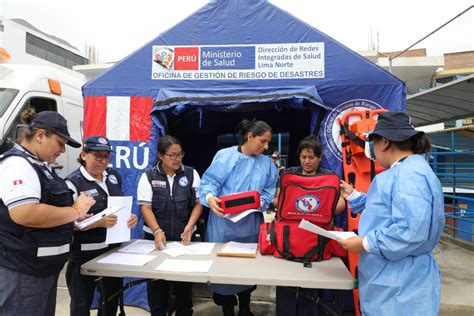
339, 111, 445, 316
199, 119, 278, 316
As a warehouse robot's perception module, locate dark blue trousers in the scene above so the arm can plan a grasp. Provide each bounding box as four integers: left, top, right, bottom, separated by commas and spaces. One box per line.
276, 286, 320, 316
66, 261, 122, 316
0, 265, 59, 316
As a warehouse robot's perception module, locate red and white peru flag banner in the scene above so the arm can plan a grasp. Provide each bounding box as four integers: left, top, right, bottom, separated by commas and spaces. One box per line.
84, 96, 153, 142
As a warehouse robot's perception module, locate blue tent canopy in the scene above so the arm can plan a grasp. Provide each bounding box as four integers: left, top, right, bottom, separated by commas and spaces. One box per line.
84, 0, 404, 171
83, 0, 405, 310
85, 0, 403, 97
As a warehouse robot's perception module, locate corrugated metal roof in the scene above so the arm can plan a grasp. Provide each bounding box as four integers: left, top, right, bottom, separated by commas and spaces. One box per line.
407, 74, 474, 127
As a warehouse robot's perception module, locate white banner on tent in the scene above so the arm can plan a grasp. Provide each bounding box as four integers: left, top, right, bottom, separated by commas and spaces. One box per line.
151, 42, 324, 80
107, 96, 130, 140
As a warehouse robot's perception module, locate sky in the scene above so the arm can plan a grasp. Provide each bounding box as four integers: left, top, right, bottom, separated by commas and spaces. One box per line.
1, 0, 473, 62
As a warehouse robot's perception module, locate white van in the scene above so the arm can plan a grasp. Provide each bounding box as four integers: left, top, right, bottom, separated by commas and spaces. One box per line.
0, 64, 85, 177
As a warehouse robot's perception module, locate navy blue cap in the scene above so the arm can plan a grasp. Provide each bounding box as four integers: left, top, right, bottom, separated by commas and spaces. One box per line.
30, 111, 81, 148
369, 111, 423, 142
82, 136, 112, 152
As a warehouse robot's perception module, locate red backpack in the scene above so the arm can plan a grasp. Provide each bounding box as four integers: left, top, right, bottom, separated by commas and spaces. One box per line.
277, 173, 339, 224
259, 172, 347, 266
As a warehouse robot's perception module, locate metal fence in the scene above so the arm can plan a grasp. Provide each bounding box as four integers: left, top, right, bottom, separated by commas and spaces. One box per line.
429, 132, 474, 242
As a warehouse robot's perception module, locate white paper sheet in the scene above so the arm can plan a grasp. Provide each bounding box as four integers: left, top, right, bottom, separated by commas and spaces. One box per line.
220, 242, 258, 255
298, 219, 357, 240
224, 209, 260, 222
160, 242, 216, 257
156, 259, 213, 273
74, 206, 124, 230
185, 242, 215, 255
161, 242, 189, 257
97, 252, 156, 266
330, 231, 359, 240
118, 240, 156, 254
105, 196, 133, 244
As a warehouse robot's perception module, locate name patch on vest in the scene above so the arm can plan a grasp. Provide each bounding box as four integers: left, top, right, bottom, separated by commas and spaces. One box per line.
80, 189, 99, 197
152, 180, 167, 188
108, 174, 118, 185
178, 176, 189, 187
42, 169, 54, 180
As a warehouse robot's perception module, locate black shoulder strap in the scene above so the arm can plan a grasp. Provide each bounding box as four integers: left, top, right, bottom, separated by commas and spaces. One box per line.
370, 160, 376, 181
269, 220, 326, 268
341, 123, 366, 148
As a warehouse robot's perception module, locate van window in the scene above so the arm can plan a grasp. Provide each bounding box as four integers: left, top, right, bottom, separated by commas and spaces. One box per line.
0, 88, 19, 117
22, 97, 58, 113
0, 97, 57, 154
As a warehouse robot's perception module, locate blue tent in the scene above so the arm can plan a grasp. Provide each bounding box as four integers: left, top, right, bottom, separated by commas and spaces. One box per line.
83, 0, 405, 310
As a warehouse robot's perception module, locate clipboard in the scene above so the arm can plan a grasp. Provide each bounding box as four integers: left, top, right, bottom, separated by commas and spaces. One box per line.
74, 206, 125, 230
216, 242, 258, 258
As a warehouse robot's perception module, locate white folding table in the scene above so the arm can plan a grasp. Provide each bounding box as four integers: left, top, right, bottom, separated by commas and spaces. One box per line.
81, 240, 354, 315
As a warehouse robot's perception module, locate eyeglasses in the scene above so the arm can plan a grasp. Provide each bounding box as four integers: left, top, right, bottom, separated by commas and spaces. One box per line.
90, 153, 111, 162
164, 151, 185, 160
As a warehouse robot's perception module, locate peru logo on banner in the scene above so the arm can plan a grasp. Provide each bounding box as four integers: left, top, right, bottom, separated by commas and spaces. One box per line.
84, 96, 153, 141
174, 47, 199, 70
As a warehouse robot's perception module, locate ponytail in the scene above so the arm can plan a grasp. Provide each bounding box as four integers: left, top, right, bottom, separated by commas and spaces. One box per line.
19, 108, 53, 142
392, 133, 431, 154
235, 119, 272, 145
21, 108, 36, 125
412, 134, 431, 154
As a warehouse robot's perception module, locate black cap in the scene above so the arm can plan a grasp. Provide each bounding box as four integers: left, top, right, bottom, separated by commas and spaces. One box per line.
82, 136, 112, 152
30, 111, 81, 148
369, 111, 423, 142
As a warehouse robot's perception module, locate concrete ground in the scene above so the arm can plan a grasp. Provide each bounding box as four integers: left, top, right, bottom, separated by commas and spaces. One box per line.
55, 233, 474, 315
55, 280, 276, 316
436, 235, 474, 316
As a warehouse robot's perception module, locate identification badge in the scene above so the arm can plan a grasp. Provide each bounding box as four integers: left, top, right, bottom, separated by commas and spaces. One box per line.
80, 189, 99, 197
152, 180, 167, 188
42, 169, 54, 180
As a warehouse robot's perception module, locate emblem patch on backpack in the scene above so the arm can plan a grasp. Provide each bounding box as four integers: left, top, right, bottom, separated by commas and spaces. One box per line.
295, 195, 320, 213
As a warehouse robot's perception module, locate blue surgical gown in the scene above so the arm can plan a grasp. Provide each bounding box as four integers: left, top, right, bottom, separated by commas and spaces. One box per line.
349, 154, 445, 316
199, 146, 278, 295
